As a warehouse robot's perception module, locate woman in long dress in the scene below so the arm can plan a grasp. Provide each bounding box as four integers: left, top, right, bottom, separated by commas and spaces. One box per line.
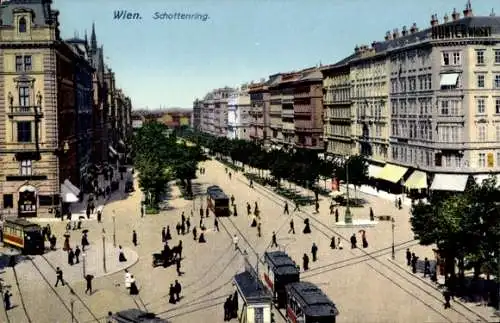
118, 245, 127, 262
129, 275, 139, 295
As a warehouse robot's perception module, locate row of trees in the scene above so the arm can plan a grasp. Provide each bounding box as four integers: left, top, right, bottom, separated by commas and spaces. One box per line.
411, 176, 500, 285
132, 122, 205, 209
177, 129, 368, 192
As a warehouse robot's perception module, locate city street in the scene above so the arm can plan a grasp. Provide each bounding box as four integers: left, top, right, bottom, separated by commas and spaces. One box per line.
0, 159, 497, 322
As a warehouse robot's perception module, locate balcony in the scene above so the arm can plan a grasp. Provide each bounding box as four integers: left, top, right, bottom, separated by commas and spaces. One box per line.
7, 106, 43, 118
282, 95, 294, 104
294, 106, 312, 115
294, 91, 310, 98
281, 108, 294, 118
295, 126, 322, 133
282, 122, 295, 132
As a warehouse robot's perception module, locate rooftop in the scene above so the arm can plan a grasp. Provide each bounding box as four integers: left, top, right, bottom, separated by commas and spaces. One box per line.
286, 281, 338, 318
234, 271, 272, 304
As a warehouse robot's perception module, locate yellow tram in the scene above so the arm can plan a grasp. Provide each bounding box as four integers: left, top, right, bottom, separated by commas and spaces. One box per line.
2, 218, 44, 254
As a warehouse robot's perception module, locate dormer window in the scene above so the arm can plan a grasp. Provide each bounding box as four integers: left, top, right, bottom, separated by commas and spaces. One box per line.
18, 17, 27, 33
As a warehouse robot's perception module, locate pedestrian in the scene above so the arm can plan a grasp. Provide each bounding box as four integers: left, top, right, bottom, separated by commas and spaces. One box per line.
330, 236, 336, 249
330, 202, 334, 215
231, 195, 235, 206
249, 179, 254, 188
398, 197, 402, 209
186, 217, 191, 232
443, 289, 451, 309
288, 219, 295, 234
411, 253, 418, 274
85, 274, 94, 294
254, 202, 259, 215
174, 280, 182, 301
228, 172, 232, 180
119, 245, 127, 262
55, 267, 64, 287
225, 167, 228, 174
251, 216, 257, 227
302, 253, 309, 271
361, 231, 368, 248
233, 234, 239, 251
129, 275, 139, 295
166, 225, 172, 240
169, 284, 176, 304
176, 222, 181, 235
140, 205, 144, 218
124, 269, 131, 290
335, 208, 339, 223
223, 296, 230, 321
97, 210, 102, 223
75, 246, 81, 264
81, 232, 89, 251
303, 218, 311, 234
3, 290, 12, 310
271, 231, 278, 247
294, 200, 300, 212
337, 237, 343, 249
49, 235, 57, 250
205, 207, 210, 217
315, 201, 319, 213
176, 257, 182, 276
106, 312, 113, 323
406, 248, 411, 266
233, 204, 238, 217
311, 242, 318, 261
181, 221, 186, 235
246, 203, 251, 216
424, 257, 431, 277
86, 206, 91, 219
198, 231, 206, 243
181, 212, 185, 226
284, 202, 289, 215
162, 227, 166, 243
350, 233, 357, 249
90, 203, 95, 215
68, 248, 75, 266
192, 226, 197, 240
199, 206, 204, 218
132, 230, 137, 246
394, 196, 398, 208
214, 217, 219, 232
257, 222, 262, 237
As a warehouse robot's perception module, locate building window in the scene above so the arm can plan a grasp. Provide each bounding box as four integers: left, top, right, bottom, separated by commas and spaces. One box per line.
496, 124, 500, 141
450, 101, 459, 115
495, 50, 500, 64
478, 125, 486, 142
440, 101, 449, 115
496, 98, 500, 114
442, 52, 450, 66
477, 98, 485, 114
452, 52, 461, 65
17, 121, 32, 142
477, 74, 485, 88
494, 75, 500, 88
18, 17, 26, 33
3, 194, 13, 208
476, 50, 485, 65
478, 153, 486, 168
15, 55, 23, 72
19, 86, 30, 107
24, 55, 32, 71
20, 160, 32, 176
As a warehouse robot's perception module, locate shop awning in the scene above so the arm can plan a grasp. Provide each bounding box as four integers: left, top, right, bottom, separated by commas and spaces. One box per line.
368, 164, 384, 178
404, 170, 428, 189
64, 179, 81, 196
60, 184, 79, 203
375, 164, 408, 183
109, 146, 118, 156
440, 73, 459, 87
430, 174, 468, 191
473, 174, 500, 186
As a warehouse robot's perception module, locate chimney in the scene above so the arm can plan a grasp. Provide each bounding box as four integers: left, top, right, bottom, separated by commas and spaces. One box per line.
430, 14, 439, 26
443, 13, 449, 23
371, 41, 378, 48
384, 30, 392, 40
392, 28, 399, 39
451, 8, 460, 20
354, 45, 360, 54
490, 8, 496, 17
401, 26, 408, 36
410, 23, 418, 34
463, 0, 472, 17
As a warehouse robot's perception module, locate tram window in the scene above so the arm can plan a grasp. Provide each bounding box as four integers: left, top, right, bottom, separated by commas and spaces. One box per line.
254, 307, 264, 323
3, 194, 13, 208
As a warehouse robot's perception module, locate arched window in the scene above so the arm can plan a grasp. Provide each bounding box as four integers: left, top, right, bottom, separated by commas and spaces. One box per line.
18, 17, 27, 33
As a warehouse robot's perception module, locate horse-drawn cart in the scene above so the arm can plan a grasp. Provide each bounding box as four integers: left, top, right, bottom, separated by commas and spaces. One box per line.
152, 245, 181, 268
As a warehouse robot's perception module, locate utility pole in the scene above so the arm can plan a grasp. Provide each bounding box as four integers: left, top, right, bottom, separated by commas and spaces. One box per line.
345, 158, 352, 224
391, 217, 396, 260
70, 299, 75, 323
112, 212, 116, 248
102, 229, 107, 273
82, 253, 86, 277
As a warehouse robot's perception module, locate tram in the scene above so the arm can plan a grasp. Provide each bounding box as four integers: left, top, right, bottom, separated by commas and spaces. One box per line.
263, 251, 300, 308
2, 218, 44, 255
206, 185, 230, 216
285, 281, 339, 323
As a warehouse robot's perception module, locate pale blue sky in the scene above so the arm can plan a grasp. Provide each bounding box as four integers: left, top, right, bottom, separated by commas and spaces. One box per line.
53, 0, 496, 110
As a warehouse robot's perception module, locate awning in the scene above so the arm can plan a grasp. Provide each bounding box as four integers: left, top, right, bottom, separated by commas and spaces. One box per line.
109, 146, 118, 156
60, 184, 79, 203
474, 174, 500, 186
430, 174, 468, 192
404, 170, 428, 189
375, 164, 408, 183
440, 73, 459, 87
63, 179, 81, 196
368, 165, 383, 178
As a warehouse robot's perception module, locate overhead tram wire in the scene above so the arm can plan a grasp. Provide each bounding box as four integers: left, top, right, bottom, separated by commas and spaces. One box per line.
235, 176, 489, 323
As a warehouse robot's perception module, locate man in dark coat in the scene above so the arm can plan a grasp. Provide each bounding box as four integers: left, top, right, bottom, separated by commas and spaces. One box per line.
406, 248, 412, 266
232, 291, 238, 318
85, 274, 94, 294
271, 231, 278, 247
132, 230, 138, 246
411, 254, 418, 274
424, 258, 431, 277
350, 233, 357, 249
288, 219, 295, 234
311, 243, 318, 262
186, 217, 191, 232
283, 202, 289, 215
192, 226, 198, 241
74, 246, 81, 264
223, 297, 230, 321
162, 227, 166, 243
214, 218, 219, 232
302, 253, 309, 271
176, 257, 182, 276
199, 206, 204, 218
55, 267, 64, 287
174, 280, 182, 301
68, 248, 75, 266
169, 284, 176, 304
3, 290, 12, 310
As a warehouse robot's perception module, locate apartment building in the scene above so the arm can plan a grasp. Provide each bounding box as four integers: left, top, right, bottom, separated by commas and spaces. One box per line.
192, 99, 202, 130
268, 74, 284, 148
248, 78, 274, 146
227, 86, 251, 140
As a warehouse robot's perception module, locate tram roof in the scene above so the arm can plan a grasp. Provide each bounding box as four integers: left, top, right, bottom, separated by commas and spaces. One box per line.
264, 251, 300, 275
285, 282, 339, 317
4, 218, 40, 230
113, 309, 169, 322
207, 185, 228, 199
234, 270, 272, 304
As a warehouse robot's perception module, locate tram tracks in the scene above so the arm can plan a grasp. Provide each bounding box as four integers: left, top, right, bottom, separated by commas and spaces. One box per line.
5, 265, 33, 323
242, 177, 490, 323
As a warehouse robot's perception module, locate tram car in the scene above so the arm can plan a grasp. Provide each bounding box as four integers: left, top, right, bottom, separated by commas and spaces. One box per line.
285, 282, 339, 323
206, 185, 230, 216
2, 218, 44, 255
263, 251, 300, 308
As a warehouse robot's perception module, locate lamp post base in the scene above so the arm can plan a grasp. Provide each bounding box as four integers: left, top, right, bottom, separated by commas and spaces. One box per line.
344, 207, 352, 224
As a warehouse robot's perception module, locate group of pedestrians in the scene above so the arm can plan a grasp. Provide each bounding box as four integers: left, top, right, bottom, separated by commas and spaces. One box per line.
124, 269, 139, 295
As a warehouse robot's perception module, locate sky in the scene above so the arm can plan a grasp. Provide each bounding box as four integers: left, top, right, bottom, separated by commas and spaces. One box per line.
53, 0, 497, 110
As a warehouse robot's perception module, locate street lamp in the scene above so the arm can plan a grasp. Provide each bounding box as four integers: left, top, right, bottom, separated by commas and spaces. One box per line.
82, 253, 86, 277
344, 157, 352, 224
102, 228, 107, 273
112, 211, 116, 248
391, 217, 395, 260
